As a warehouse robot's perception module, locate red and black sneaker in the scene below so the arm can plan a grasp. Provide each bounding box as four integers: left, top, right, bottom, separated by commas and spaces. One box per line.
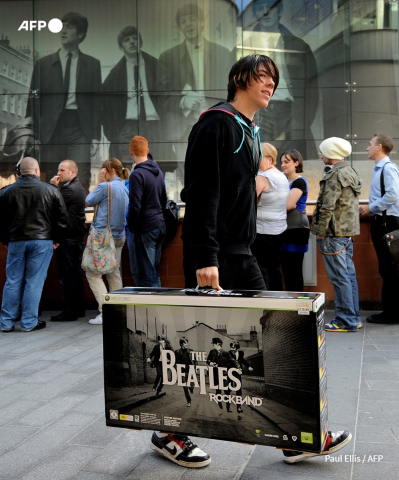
283, 430, 352, 464
150, 432, 211, 468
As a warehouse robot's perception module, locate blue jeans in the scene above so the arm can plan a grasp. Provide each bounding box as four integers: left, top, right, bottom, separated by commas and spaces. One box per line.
127, 228, 166, 287
317, 237, 361, 329
1, 240, 53, 331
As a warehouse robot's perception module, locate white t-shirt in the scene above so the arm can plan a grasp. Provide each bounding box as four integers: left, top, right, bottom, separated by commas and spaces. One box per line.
256, 169, 289, 235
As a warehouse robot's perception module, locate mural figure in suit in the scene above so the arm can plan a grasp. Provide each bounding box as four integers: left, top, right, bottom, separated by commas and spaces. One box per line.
157, 3, 231, 174
26, 12, 101, 193
102, 26, 161, 165
247, 0, 319, 159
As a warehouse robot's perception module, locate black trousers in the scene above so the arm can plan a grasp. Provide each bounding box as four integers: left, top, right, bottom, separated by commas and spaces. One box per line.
183, 252, 266, 291
251, 232, 286, 290
55, 239, 85, 318
370, 215, 399, 315
281, 250, 305, 292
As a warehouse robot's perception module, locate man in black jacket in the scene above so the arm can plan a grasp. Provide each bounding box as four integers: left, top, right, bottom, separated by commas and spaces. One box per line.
0, 157, 68, 333
127, 135, 167, 287
50, 160, 87, 321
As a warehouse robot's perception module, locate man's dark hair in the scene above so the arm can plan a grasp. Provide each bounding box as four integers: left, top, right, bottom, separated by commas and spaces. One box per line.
61, 12, 88, 43
179, 337, 188, 346
227, 54, 279, 102
175, 3, 204, 27
117, 26, 143, 49
373, 133, 394, 155
252, 0, 283, 19
280, 149, 304, 173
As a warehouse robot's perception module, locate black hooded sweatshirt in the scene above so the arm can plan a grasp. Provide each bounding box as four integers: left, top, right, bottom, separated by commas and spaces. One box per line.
181, 102, 262, 270
128, 160, 167, 234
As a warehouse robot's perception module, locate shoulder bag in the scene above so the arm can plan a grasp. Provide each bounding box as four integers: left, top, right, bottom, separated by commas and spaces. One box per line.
81, 182, 119, 274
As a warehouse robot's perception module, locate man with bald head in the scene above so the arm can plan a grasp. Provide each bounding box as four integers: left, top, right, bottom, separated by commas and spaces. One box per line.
0, 157, 68, 332
50, 160, 87, 321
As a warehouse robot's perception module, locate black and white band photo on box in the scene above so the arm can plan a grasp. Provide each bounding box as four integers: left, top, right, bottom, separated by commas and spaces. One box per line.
102, 288, 327, 452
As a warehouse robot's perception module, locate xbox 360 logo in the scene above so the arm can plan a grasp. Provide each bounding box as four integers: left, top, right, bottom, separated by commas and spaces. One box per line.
18, 19, 63, 32
104, 295, 110, 301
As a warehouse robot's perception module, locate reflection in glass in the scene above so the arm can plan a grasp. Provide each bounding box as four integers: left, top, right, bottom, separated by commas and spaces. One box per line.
242, 0, 319, 160
157, 2, 233, 196
27, 12, 101, 192
102, 26, 161, 165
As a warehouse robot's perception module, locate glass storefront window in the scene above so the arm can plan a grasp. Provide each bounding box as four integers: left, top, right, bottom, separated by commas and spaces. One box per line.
0, 0, 398, 200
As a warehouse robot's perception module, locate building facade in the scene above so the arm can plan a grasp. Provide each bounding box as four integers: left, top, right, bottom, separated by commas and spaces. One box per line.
0, 0, 397, 199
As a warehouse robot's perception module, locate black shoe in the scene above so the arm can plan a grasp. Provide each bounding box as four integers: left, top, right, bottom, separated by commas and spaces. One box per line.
150, 432, 211, 468
77, 311, 86, 318
50, 313, 78, 322
226, 405, 232, 413
283, 430, 352, 464
366, 312, 398, 324
22, 320, 46, 332
1, 326, 15, 333
237, 406, 243, 413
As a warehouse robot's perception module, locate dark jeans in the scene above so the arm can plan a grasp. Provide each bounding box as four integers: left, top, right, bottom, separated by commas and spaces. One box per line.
251, 232, 286, 290
40, 111, 91, 193
55, 239, 85, 318
128, 228, 166, 287
281, 250, 305, 292
183, 251, 266, 291
370, 215, 399, 315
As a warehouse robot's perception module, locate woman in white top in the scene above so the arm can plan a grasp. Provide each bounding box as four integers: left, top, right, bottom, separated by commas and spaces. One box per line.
251, 143, 289, 290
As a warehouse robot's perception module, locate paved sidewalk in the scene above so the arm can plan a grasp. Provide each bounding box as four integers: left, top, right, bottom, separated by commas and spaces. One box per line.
0, 309, 397, 480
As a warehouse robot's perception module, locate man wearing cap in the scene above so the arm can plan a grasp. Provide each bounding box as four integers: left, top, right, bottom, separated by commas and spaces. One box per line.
359, 133, 399, 324
206, 338, 237, 412
311, 137, 362, 332
229, 341, 253, 413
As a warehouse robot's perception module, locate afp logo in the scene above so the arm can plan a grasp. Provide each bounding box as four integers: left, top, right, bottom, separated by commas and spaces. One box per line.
18, 18, 63, 33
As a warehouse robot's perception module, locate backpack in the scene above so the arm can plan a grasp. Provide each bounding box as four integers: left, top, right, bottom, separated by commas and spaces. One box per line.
163, 199, 180, 244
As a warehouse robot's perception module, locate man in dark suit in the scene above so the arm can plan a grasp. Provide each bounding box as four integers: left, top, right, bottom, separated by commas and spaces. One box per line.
157, 3, 231, 174
147, 335, 172, 395
175, 337, 195, 407
206, 337, 236, 412
102, 26, 161, 164
247, 0, 319, 159
26, 12, 101, 193
229, 341, 253, 413
49, 160, 87, 322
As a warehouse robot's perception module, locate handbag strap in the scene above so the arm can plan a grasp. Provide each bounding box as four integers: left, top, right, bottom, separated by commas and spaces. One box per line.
106, 182, 113, 228
92, 182, 113, 226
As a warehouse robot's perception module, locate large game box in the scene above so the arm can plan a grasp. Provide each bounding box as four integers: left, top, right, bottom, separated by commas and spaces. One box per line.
102, 287, 328, 453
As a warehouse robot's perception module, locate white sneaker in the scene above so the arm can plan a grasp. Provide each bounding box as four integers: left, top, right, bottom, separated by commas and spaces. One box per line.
89, 314, 102, 325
